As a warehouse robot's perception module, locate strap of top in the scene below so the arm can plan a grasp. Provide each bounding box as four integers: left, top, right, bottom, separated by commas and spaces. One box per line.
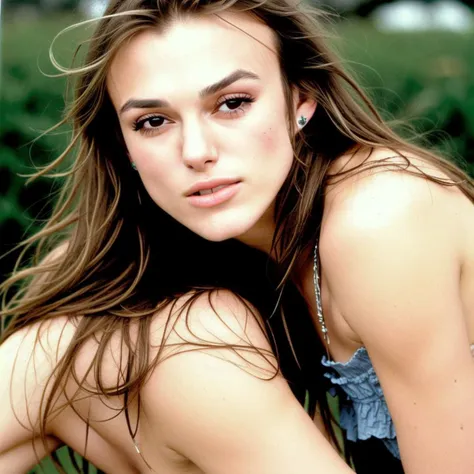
313, 240, 330, 348
314, 242, 474, 360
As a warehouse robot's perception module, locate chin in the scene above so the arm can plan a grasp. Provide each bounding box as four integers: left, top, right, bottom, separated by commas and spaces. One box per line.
191, 217, 259, 243
195, 227, 245, 243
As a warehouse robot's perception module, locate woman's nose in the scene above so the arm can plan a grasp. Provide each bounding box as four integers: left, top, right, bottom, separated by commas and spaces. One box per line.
181, 119, 218, 172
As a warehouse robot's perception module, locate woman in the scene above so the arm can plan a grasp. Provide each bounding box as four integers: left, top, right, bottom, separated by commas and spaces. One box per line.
1, 0, 473, 473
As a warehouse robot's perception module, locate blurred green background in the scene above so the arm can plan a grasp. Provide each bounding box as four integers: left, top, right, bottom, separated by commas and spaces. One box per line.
1, 0, 473, 472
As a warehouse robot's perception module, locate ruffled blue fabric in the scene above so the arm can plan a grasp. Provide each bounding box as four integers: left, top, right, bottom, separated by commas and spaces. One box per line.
322, 347, 400, 459
322, 344, 474, 460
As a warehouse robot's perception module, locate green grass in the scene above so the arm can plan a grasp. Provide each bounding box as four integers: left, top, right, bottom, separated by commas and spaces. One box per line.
335, 20, 474, 83
334, 20, 474, 169
29, 448, 100, 474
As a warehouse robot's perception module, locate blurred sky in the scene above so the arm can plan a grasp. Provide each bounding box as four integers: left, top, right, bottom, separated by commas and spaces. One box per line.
373, 0, 473, 31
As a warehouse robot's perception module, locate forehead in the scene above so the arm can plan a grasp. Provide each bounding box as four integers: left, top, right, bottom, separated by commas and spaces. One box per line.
107, 12, 279, 103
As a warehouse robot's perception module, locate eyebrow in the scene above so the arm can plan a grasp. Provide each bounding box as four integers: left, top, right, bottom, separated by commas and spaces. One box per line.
119, 69, 260, 115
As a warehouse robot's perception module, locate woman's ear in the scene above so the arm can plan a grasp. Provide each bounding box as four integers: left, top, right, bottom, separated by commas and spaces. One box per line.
293, 89, 317, 131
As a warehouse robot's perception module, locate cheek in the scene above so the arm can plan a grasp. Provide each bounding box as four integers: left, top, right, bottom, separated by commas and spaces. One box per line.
126, 139, 171, 181
261, 127, 278, 152
259, 121, 293, 164
258, 104, 291, 151
125, 142, 177, 204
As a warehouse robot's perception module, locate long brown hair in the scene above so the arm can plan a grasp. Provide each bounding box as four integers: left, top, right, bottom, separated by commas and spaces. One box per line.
2, 0, 473, 471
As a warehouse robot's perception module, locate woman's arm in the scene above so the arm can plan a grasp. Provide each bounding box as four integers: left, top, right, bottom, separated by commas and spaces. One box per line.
0, 318, 71, 473
323, 168, 474, 473
142, 291, 353, 474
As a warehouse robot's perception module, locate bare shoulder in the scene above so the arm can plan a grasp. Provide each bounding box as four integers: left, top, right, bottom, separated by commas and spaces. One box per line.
148, 289, 276, 376
326, 146, 465, 207
1, 316, 77, 421
0, 316, 76, 465
139, 291, 351, 474
318, 147, 474, 357
321, 147, 472, 260
142, 290, 279, 460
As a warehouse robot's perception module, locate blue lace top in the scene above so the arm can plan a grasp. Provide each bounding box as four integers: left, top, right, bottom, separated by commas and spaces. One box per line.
313, 243, 474, 460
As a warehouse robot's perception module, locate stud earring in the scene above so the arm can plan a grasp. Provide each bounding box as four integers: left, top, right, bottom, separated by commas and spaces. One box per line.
131, 162, 137, 170
297, 116, 307, 128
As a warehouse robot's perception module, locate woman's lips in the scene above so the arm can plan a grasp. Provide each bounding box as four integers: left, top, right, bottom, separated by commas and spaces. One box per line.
187, 182, 241, 208
185, 178, 240, 197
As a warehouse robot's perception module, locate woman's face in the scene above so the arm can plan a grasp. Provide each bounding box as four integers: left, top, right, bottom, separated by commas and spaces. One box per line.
108, 11, 314, 244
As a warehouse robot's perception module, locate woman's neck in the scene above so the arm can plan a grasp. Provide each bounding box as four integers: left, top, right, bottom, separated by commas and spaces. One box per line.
236, 205, 277, 256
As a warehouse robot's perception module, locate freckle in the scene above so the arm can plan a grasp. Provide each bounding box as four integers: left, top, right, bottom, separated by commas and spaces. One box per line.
454, 379, 457, 383
460, 425, 464, 430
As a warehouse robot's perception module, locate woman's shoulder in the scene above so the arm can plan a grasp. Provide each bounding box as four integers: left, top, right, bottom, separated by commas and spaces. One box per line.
1, 315, 78, 397
326, 146, 463, 205
317, 146, 474, 296
0, 316, 77, 454
147, 289, 276, 375
138, 291, 352, 474
316, 148, 473, 366
143, 288, 280, 416
321, 147, 471, 246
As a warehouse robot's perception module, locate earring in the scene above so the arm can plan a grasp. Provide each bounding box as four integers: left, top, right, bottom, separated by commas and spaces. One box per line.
297, 116, 307, 128
131, 162, 137, 170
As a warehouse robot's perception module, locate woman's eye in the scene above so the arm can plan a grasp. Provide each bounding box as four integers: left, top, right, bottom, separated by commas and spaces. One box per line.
217, 96, 254, 115
220, 99, 245, 112
133, 115, 166, 132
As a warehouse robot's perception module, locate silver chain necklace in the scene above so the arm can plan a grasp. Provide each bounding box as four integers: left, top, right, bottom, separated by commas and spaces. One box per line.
313, 241, 330, 346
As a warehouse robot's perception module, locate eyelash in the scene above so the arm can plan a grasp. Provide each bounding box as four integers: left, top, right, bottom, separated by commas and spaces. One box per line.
215, 94, 255, 115
132, 94, 255, 135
